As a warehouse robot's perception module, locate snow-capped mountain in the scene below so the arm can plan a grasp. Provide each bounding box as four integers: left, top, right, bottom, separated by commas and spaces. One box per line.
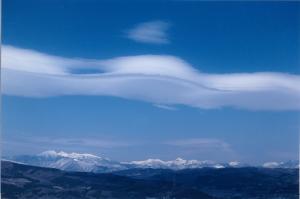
127, 158, 225, 169
11, 150, 127, 172
8, 151, 231, 171
262, 160, 299, 169
7, 150, 299, 173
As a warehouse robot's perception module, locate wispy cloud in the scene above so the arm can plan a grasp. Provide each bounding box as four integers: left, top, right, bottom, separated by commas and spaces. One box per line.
126, 20, 170, 44
154, 104, 177, 111
2, 134, 237, 161
3, 135, 132, 148
165, 138, 231, 151
2, 135, 134, 156
48, 138, 132, 148
163, 138, 236, 161
2, 45, 300, 111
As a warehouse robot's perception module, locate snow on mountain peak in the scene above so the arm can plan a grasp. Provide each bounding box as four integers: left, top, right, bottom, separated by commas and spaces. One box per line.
229, 161, 240, 167
29, 150, 124, 172
262, 160, 299, 169
263, 162, 281, 168
173, 157, 187, 164
9, 151, 299, 172
39, 150, 101, 159
127, 158, 221, 170
174, 157, 185, 161
214, 164, 225, 169
129, 158, 166, 168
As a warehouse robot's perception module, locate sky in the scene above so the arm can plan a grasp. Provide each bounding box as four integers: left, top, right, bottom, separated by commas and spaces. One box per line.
2, 1, 300, 164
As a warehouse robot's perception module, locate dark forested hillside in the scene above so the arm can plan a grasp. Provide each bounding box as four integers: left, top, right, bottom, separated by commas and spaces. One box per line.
1, 160, 299, 199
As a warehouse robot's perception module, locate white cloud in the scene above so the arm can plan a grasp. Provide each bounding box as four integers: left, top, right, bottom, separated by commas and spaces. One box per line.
2, 134, 138, 157
2, 135, 133, 155
126, 20, 170, 44
46, 138, 132, 148
2, 45, 300, 110
164, 138, 236, 160
154, 104, 177, 111
165, 138, 231, 150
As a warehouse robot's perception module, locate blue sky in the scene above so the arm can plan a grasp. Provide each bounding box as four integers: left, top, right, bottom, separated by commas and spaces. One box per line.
2, 1, 300, 163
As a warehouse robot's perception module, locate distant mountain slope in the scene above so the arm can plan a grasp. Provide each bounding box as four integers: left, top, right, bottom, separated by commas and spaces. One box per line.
10, 150, 127, 173
8, 150, 299, 173
2, 160, 299, 199
114, 167, 299, 199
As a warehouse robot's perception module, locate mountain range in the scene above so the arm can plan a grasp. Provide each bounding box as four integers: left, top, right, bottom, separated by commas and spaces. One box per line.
2, 160, 298, 199
7, 150, 299, 173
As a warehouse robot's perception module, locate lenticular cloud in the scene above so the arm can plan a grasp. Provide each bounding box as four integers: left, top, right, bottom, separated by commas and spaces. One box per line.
2, 45, 300, 110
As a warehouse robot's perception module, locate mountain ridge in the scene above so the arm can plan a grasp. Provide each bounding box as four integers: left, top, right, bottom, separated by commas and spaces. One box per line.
2, 160, 298, 199
7, 150, 299, 173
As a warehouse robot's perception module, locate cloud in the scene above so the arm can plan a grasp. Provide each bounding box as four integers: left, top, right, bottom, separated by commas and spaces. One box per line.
2, 45, 300, 111
163, 138, 236, 161
165, 138, 231, 151
2, 134, 134, 156
3, 135, 132, 148
154, 104, 177, 111
46, 138, 132, 148
126, 20, 170, 44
